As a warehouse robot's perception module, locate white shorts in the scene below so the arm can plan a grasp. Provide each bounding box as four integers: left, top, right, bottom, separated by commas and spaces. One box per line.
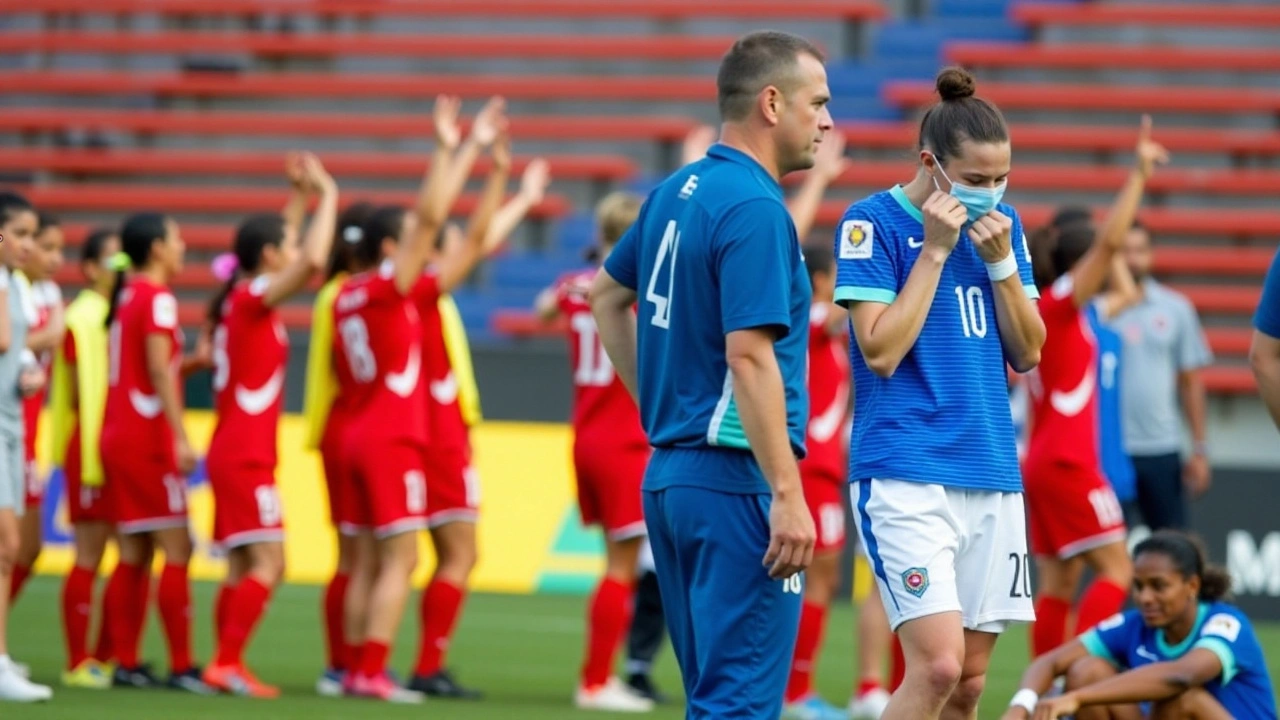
851, 478, 1035, 633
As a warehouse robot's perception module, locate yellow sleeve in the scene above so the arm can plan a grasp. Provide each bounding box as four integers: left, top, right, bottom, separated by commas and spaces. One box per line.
303, 278, 341, 450
439, 293, 483, 426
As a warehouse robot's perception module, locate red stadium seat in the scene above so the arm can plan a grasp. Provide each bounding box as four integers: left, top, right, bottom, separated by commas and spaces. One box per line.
0, 147, 635, 183
63, 222, 233, 252
1174, 285, 1262, 315
1012, 3, 1280, 29
1152, 247, 1276, 277
884, 80, 1280, 114
0, 108, 698, 143
3, 71, 715, 102
1204, 328, 1254, 358
1200, 366, 1256, 395
947, 42, 1280, 73
0, 32, 742, 61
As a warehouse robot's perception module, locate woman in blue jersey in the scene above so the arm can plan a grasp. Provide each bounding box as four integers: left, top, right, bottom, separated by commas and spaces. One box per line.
1004, 530, 1276, 720
834, 66, 1046, 720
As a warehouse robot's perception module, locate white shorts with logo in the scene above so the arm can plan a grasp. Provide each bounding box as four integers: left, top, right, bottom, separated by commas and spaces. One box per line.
851, 478, 1035, 633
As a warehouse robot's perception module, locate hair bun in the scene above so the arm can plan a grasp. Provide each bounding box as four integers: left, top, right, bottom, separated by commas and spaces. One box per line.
936, 66, 977, 102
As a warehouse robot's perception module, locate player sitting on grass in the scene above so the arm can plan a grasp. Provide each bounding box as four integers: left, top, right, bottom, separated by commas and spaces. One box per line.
1005, 530, 1277, 720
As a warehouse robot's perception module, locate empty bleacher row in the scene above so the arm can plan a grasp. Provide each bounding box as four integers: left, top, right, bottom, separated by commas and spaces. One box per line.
0, 0, 1276, 393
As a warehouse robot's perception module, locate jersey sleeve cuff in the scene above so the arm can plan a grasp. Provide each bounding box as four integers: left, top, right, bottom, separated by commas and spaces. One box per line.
1194, 637, 1238, 684
1080, 630, 1119, 667
1024, 283, 1040, 301
722, 312, 791, 337
834, 286, 897, 306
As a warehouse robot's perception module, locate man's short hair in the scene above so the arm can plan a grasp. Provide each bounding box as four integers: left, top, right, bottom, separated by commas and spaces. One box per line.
717, 30, 824, 122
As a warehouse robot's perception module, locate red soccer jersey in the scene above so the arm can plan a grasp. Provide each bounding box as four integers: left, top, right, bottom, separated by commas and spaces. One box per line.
103, 276, 183, 456
208, 275, 288, 469
332, 261, 428, 447
800, 302, 850, 483
1026, 274, 1100, 470
411, 272, 469, 450
554, 270, 646, 449
22, 279, 60, 461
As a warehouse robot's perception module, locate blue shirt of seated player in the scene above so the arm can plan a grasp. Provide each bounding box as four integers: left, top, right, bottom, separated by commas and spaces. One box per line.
1007, 531, 1276, 720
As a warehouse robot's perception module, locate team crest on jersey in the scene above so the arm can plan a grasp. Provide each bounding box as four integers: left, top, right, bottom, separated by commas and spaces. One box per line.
1203, 613, 1242, 642
901, 567, 929, 598
839, 220, 874, 260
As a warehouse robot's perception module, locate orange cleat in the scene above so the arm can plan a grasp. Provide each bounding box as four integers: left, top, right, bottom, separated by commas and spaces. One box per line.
202, 662, 281, 699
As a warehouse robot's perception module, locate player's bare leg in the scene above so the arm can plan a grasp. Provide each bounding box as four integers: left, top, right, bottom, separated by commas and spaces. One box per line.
1063, 656, 1143, 720
61, 520, 112, 688
348, 531, 421, 703
1074, 541, 1132, 634
851, 590, 893, 719
1031, 555, 1084, 658
0, 506, 49, 702
783, 549, 844, 719
881, 611, 964, 720
9, 509, 40, 602
150, 526, 211, 694
939, 629, 996, 720
411, 521, 481, 699
205, 541, 284, 698
1151, 687, 1233, 720
575, 533, 651, 712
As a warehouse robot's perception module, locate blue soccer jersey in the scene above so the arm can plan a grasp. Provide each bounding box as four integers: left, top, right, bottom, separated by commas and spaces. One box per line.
1256, 248, 1280, 339
833, 186, 1038, 493
603, 143, 812, 494
1082, 603, 1277, 720
1088, 301, 1137, 503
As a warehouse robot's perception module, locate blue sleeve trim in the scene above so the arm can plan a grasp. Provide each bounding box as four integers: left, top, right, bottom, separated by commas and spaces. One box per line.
722, 311, 792, 337
1024, 283, 1040, 301
834, 286, 897, 306
1194, 637, 1237, 685
1081, 630, 1121, 668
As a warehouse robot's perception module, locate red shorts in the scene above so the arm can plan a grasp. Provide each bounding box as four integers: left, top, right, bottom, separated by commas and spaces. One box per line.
1024, 456, 1127, 559
346, 438, 428, 539
101, 436, 187, 535
803, 471, 846, 553
574, 441, 647, 541
65, 427, 112, 524
320, 416, 355, 534
423, 443, 480, 528
207, 455, 284, 550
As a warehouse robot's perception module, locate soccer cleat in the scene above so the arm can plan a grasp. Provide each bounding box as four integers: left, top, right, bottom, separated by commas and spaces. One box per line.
625, 673, 668, 704
346, 671, 425, 703
113, 663, 159, 688
167, 667, 217, 695
0, 657, 52, 703
574, 677, 655, 713
406, 668, 483, 700
62, 659, 113, 690
315, 667, 345, 697
202, 663, 280, 699
783, 694, 848, 720
849, 688, 891, 720
11, 662, 29, 679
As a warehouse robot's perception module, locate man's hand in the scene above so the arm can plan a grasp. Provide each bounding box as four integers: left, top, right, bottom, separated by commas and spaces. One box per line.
1184, 453, 1212, 498
923, 191, 966, 254
433, 94, 463, 150
970, 209, 1015, 264
763, 486, 816, 579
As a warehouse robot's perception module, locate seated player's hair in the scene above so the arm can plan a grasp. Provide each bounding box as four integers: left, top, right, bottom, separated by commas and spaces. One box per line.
207, 214, 287, 327
1134, 530, 1233, 602
918, 67, 1008, 163
716, 30, 825, 122
802, 241, 835, 284
327, 201, 375, 281
105, 212, 169, 328
595, 192, 643, 249
354, 204, 407, 271
81, 227, 118, 265
1028, 220, 1095, 291
0, 189, 33, 226
36, 211, 59, 235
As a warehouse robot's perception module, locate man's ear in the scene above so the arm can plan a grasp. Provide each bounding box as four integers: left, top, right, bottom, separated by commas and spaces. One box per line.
759, 86, 783, 126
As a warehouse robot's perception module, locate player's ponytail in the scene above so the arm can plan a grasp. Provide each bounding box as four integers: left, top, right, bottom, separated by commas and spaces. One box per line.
355, 205, 406, 271
918, 67, 1008, 164
106, 212, 168, 328
1029, 221, 1095, 291
1135, 530, 1233, 602
207, 214, 284, 328
327, 201, 375, 280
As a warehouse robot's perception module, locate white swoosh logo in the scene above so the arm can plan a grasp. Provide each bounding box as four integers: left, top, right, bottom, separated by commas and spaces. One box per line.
129, 388, 162, 418
1049, 367, 1094, 417
809, 382, 849, 443
385, 345, 420, 398
1135, 646, 1159, 662
430, 372, 459, 404
907, 237, 923, 249
235, 368, 284, 416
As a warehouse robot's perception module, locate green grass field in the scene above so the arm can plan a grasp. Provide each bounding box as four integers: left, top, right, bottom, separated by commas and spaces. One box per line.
10, 576, 1280, 719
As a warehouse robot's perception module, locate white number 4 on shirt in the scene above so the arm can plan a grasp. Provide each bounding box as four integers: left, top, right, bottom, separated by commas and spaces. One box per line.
645, 220, 680, 329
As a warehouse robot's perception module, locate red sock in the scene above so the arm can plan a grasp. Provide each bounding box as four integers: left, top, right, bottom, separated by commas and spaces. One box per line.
785, 601, 827, 702
857, 679, 883, 698
105, 563, 143, 668
158, 564, 193, 674
214, 583, 233, 639
1033, 596, 1072, 658
581, 577, 633, 689
9, 563, 30, 601
889, 635, 905, 692
62, 566, 96, 669
1075, 579, 1128, 635
324, 572, 350, 671
359, 640, 390, 678
413, 579, 466, 677
215, 576, 271, 667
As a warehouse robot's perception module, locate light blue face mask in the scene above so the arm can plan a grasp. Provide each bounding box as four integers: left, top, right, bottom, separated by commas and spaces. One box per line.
933, 162, 1007, 222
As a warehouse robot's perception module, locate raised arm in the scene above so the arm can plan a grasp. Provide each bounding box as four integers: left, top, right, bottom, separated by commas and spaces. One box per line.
434, 119, 511, 294
263, 153, 339, 307
1033, 650, 1224, 719
787, 132, 848, 240
481, 158, 550, 256
281, 151, 310, 241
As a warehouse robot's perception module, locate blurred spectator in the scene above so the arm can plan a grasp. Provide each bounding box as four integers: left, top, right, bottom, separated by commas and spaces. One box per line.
1250, 248, 1280, 430
1109, 221, 1213, 530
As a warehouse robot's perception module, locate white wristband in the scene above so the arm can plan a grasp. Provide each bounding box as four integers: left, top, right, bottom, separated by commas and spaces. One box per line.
1010, 688, 1039, 712
986, 250, 1019, 283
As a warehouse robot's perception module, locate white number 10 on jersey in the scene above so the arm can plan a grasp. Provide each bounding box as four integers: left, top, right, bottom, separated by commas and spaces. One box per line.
645, 220, 680, 329
954, 285, 988, 339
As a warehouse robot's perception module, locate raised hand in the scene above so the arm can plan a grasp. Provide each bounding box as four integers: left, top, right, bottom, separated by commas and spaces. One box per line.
922, 190, 967, 254
490, 125, 513, 171
681, 124, 717, 165
433, 94, 463, 150
284, 151, 309, 192
519, 158, 551, 205
812, 130, 850, 183
470, 96, 507, 148
969, 209, 1015, 264
1135, 114, 1170, 180
300, 152, 336, 195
